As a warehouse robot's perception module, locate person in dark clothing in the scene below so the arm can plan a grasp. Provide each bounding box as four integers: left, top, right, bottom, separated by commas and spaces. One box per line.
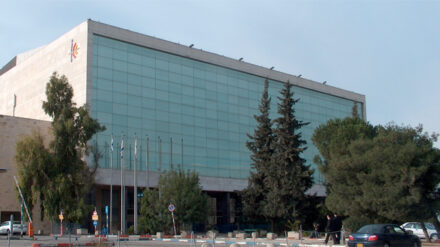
310, 223, 319, 238
333, 213, 343, 244
324, 214, 336, 245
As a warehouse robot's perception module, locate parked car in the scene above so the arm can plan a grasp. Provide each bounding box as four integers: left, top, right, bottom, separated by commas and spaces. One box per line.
401, 222, 439, 240
348, 224, 420, 247
0, 221, 27, 235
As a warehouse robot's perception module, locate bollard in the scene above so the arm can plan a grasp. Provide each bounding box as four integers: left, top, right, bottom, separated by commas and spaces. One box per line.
341, 228, 345, 244
117, 231, 120, 247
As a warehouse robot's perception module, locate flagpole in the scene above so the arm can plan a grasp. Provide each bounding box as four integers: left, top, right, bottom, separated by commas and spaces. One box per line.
110, 135, 113, 234
146, 135, 149, 189
120, 136, 125, 234
181, 138, 184, 171
170, 137, 173, 170
158, 136, 162, 172
134, 135, 138, 234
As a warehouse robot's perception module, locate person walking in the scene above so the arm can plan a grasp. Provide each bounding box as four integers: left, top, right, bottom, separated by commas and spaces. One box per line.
333, 213, 342, 244
324, 214, 336, 245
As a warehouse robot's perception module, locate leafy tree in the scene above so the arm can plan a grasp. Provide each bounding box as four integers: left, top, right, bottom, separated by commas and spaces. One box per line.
242, 79, 274, 221
138, 169, 207, 234
313, 119, 440, 233
15, 72, 105, 223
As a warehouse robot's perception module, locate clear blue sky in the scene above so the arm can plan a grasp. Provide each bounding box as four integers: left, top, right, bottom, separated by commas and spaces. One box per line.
1, 0, 439, 146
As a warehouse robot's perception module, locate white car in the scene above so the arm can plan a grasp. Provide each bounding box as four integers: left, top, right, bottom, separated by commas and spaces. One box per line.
0, 221, 27, 235
401, 222, 439, 240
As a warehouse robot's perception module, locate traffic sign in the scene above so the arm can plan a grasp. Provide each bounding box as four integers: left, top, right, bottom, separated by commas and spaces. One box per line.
105, 205, 108, 214
168, 204, 175, 212
92, 210, 99, 221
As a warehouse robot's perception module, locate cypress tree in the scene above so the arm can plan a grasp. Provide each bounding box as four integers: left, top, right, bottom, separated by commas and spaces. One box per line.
242, 79, 274, 219
264, 80, 313, 230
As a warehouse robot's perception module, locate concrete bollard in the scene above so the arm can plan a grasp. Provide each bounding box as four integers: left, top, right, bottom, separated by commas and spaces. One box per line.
156, 232, 163, 238
230, 244, 241, 247
251, 232, 257, 239
207, 230, 218, 239
267, 232, 277, 240
266, 244, 276, 247
236, 233, 248, 239
227, 232, 234, 238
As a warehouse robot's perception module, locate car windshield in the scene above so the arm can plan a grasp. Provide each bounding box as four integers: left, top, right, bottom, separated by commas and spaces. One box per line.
357, 225, 384, 234
425, 223, 435, 230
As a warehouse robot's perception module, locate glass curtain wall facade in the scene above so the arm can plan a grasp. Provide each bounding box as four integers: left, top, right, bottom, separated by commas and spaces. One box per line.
91, 34, 362, 183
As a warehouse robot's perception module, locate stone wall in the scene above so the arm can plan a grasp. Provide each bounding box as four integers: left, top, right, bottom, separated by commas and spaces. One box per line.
0, 115, 52, 234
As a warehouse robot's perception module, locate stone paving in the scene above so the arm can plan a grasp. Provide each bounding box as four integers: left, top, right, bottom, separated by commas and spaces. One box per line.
1, 234, 438, 247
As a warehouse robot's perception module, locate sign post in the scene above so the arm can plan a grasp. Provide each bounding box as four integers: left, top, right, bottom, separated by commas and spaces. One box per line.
168, 204, 176, 236
20, 204, 23, 237
92, 209, 99, 236
58, 211, 64, 236
105, 205, 109, 236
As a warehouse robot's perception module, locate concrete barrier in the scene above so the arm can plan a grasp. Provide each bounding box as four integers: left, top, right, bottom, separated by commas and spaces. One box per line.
76, 228, 88, 235
288, 231, 300, 239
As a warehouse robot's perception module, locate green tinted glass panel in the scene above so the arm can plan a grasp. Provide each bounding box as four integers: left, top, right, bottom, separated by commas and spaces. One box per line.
91, 34, 362, 182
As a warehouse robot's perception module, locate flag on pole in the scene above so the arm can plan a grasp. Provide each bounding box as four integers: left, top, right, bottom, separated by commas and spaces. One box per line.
110, 135, 114, 152
134, 136, 137, 157
121, 139, 124, 159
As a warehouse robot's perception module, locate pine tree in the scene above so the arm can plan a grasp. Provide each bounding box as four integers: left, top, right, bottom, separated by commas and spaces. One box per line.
264, 80, 313, 230
352, 103, 359, 118
312, 119, 440, 232
242, 79, 274, 219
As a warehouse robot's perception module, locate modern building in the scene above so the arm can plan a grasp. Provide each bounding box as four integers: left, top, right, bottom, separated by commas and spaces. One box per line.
0, 20, 365, 233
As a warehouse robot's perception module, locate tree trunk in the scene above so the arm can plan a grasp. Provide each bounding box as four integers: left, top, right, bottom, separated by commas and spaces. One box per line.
271, 219, 274, 233
421, 222, 431, 243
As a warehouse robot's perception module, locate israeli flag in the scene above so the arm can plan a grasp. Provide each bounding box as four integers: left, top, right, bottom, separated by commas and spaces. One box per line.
121, 139, 124, 159
134, 136, 137, 157
110, 136, 114, 152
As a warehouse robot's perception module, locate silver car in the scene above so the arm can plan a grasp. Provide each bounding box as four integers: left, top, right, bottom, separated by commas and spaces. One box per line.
0, 221, 27, 235
401, 222, 439, 240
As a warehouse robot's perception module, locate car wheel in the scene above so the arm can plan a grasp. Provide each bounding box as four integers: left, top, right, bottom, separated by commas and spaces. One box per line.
384, 243, 390, 247
431, 234, 439, 240
413, 242, 419, 247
